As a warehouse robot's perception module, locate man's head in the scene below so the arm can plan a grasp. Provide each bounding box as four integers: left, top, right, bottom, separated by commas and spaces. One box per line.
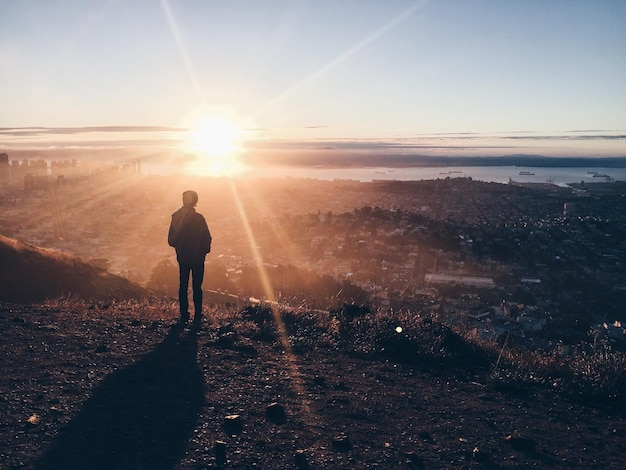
182, 190, 199, 207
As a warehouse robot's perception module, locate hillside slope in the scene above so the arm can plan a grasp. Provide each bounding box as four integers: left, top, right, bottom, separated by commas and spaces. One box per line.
0, 234, 148, 303
1, 302, 625, 469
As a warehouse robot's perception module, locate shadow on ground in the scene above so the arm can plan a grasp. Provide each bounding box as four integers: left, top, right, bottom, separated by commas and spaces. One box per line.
36, 323, 204, 469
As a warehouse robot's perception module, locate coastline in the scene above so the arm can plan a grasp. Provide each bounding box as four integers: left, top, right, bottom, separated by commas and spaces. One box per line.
240, 165, 626, 186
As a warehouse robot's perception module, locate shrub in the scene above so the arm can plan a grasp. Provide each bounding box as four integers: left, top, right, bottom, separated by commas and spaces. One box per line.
487, 336, 626, 407
328, 305, 491, 368
563, 339, 626, 406
240, 304, 276, 342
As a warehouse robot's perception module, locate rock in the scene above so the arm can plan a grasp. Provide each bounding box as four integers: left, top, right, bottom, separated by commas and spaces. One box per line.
224, 414, 243, 435
26, 414, 40, 427
332, 434, 352, 452
214, 440, 227, 456
266, 402, 286, 424
472, 446, 490, 463
294, 449, 308, 468
505, 434, 536, 452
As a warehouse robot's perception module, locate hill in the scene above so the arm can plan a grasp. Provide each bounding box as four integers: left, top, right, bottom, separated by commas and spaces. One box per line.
0, 234, 148, 303
1, 300, 625, 469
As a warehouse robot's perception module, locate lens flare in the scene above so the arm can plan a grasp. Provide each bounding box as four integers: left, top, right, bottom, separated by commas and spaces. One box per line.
227, 179, 313, 421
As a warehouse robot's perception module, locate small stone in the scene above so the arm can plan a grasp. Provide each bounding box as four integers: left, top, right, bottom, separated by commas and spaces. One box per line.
224, 414, 243, 435
214, 440, 227, 456
332, 434, 352, 452
294, 449, 308, 468
266, 402, 286, 423
214, 440, 227, 465
472, 447, 490, 463
26, 414, 40, 426
505, 434, 536, 452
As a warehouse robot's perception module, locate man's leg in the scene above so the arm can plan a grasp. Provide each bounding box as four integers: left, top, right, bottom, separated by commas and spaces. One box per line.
191, 263, 205, 321
178, 263, 191, 321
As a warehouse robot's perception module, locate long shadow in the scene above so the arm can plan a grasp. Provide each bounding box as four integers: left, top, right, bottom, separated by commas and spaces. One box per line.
36, 323, 204, 469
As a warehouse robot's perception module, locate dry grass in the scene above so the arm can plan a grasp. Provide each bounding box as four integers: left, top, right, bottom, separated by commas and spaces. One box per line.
206, 301, 626, 409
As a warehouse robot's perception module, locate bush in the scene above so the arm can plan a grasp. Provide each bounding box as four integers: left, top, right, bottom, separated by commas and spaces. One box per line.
563, 340, 626, 406
241, 304, 277, 342
487, 336, 626, 407
205, 301, 626, 409
327, 305, 491, 368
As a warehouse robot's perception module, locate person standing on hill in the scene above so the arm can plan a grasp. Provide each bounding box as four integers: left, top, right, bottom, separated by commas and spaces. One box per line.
168, 190, 212, 324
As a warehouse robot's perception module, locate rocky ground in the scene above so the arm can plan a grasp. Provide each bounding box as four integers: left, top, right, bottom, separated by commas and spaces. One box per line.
1, 301, 625, 469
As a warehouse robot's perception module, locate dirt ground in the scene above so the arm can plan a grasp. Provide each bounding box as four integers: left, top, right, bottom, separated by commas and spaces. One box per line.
1, 303, 625, 469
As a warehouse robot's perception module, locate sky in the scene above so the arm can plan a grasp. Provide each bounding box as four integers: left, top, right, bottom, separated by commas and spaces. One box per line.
1, 0, 625, 165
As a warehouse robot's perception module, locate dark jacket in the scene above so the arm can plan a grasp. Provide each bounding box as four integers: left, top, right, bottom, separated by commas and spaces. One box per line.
168, 206, 212, 265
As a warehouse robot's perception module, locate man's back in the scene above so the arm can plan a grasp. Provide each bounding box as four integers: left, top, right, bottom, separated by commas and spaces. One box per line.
168, 206, 212, 265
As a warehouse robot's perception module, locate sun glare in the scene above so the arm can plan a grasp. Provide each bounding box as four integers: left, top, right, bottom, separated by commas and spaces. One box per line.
183, 113, 246, 176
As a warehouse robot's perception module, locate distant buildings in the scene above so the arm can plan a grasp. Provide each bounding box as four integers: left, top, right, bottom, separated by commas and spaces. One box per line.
0, 154, 142, 192
0, 153, 9, 184
424, 273, 495, 288
563, 202, 576, 216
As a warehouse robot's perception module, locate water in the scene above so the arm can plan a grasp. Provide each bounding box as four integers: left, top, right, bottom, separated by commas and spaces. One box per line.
244, 165, 626, 186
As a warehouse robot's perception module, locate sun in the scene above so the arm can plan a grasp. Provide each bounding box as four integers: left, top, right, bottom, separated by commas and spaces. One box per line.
183, 113, 246, 176
190, 115, 239, 155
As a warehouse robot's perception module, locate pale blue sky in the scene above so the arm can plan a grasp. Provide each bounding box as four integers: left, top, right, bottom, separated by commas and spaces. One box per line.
1, 0, 625, 157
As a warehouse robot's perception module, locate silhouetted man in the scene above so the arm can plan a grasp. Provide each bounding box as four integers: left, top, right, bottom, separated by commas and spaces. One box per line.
168, 190, 212, 324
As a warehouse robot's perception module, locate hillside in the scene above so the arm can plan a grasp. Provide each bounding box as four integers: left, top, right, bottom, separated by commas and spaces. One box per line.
0, 234, 148, 303
1, 300, 625, 469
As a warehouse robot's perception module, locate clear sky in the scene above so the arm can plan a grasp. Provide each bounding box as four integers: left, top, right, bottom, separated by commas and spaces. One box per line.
1, 0, 625, 163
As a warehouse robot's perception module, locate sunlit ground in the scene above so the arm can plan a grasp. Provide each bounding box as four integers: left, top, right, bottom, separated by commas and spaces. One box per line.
226, 177, 313, 417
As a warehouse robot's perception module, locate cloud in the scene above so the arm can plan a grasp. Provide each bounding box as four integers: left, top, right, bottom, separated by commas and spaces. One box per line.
1, 127, 624, 159
503, 134, 626, 141
0, 126, 184, 136
243, 130, 626, 161
0, 126, 186, 151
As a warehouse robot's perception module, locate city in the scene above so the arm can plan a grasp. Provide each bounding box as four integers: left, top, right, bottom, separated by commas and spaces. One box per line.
1, 156, 625, 352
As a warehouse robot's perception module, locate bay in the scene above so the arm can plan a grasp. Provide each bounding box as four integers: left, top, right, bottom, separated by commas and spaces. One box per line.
245, 165, 626, 186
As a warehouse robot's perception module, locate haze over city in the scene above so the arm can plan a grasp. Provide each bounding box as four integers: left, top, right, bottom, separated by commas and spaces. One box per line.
2, 0, 625, 176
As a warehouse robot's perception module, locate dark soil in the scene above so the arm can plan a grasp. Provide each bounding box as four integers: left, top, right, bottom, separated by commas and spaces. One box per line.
1, 302, 625, 469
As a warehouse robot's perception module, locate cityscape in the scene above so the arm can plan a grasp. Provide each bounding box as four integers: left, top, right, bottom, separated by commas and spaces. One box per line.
1, 155, 624, 353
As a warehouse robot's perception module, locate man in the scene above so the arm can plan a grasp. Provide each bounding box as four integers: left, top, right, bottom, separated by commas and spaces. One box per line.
168, 190, 212, 324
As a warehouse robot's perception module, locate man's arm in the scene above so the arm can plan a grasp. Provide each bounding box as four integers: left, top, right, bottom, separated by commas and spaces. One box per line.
202, 218, 212, 253
168, 215, 177, 247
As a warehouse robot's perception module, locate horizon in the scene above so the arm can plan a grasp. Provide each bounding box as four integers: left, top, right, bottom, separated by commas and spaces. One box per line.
2, 1, 625, 175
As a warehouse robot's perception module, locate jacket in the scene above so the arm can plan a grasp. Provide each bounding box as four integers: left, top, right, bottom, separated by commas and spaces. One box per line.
168, 206, 212, 264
